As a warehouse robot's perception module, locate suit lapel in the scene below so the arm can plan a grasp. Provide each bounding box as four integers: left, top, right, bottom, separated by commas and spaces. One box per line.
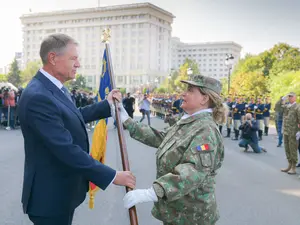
34, 71, 86, 128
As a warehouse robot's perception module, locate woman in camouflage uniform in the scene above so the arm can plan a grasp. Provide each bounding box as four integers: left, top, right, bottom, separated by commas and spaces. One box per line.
111, 75, 226, 225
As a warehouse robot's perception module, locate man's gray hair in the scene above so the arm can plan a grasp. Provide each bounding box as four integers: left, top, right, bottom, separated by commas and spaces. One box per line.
39, 33, 78, 65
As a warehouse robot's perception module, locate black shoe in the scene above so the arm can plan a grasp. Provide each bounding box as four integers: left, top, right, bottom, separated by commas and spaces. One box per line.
277, 144, 282, 147
296, 163, 300, 168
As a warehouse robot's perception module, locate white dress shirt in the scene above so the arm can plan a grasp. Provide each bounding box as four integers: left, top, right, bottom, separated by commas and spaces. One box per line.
40, 68, 63, 90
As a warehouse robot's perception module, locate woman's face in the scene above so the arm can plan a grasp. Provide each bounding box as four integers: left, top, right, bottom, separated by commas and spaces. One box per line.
181, 85, 209, 114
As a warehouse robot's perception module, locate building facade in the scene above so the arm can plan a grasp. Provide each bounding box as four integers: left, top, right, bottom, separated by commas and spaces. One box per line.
20, 3, 175, 91
171, 37, 242, 80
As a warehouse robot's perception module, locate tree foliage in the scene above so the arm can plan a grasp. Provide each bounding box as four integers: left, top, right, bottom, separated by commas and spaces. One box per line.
269, 71, 300, 104
65, 74, 87, 90
21, 61, 42, 86
7, 59, 21, 87
0, 74, 7, 82
230, 42, 300, 101
158, 58, 200, 93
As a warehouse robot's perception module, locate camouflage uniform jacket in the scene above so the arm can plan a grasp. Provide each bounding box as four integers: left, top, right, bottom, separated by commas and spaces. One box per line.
124, 112, 224, 225
282, 103, 300, 135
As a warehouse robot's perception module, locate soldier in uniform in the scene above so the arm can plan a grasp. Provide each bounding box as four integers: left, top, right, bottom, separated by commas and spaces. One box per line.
225, 96, 233, 138
255, 96, 265, 141
263, 96, 271, 136
281, 92, 300, 175
111, 75, 225, 225
274, 96, 284, 147
232, 97, 243, 140
246, 96, 256, 116
240, 95, 246, 123
172, 95, 183, 115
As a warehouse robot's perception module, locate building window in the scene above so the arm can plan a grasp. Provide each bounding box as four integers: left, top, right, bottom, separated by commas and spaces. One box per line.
117, 76, 123, 83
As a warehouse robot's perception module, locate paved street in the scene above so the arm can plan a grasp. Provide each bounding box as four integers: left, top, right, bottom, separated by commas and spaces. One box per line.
1, 116, 300, 225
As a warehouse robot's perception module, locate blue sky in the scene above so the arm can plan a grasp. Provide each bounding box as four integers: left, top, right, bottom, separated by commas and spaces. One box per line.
0, 0, 299, 67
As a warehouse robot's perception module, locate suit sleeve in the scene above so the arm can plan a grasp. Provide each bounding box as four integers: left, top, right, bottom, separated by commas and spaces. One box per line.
25, 94, 116, 190
78, 99, 111, 123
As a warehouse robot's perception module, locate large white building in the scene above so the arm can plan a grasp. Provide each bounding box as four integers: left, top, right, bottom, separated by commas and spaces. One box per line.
171, 37, 242, 80
20, 3, 175, 91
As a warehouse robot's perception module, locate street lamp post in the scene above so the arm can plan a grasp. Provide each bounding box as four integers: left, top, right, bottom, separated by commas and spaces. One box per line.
225, 54, 234, 94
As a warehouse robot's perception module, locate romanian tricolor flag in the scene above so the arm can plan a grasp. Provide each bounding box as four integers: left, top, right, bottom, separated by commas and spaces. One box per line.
89, 48, 112, 209
196, 144, 209, 151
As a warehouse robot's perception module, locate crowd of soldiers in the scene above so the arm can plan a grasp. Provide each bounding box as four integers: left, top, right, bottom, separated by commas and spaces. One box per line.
221, 95, 271, 141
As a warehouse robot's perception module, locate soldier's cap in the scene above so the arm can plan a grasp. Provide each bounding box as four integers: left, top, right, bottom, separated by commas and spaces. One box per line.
288, 92, 296, 97
181, 75, 222, 95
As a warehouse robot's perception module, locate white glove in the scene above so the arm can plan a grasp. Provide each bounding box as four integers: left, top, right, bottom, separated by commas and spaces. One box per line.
245, 104, 249, 108
110, 103, 130, 123
282, 95, 288, 100
232, 105, 236, 108
296, 132, 300, 140
254, 106, 258, 109
123, 187, 158, 209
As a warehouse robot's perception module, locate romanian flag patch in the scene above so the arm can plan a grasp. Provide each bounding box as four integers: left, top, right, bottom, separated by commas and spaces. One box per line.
196, 144, 209, 151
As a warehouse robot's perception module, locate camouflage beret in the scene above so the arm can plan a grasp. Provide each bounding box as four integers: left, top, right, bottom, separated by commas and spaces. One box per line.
181, 75, 222, 95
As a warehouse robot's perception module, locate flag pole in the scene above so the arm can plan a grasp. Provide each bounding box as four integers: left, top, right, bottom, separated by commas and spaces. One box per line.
102, 28, 139, 225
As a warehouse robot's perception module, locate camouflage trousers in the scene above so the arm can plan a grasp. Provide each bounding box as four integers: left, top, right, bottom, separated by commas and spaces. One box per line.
284, 134, 299, 165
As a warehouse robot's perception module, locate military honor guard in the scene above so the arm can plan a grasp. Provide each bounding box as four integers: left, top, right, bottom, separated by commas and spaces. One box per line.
255, 96, 265, 141
232, 96, 243, 140
263, 96, 271, 136
225, 96, 233, 138
240, 95, 246, 123
246, 96, 255, 116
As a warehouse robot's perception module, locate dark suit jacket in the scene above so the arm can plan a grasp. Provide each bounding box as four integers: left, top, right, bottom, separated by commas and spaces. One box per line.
18, 71, 116, 217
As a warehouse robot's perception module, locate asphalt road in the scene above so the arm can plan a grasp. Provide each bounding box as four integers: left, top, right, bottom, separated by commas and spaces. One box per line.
0, 115, 300, 225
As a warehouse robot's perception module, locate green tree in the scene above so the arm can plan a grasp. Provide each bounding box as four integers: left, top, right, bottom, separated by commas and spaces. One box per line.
174, 58, 200, 92
269, 71, 300, 105
65, 74, 87, 90
0, 74, 7, 82
7, 59, 21, 87
119, 88, 126, 95
21, 61, 42, 86
230, 71, 269, 97
155, 87, 167, 94
142, 87, 147, 94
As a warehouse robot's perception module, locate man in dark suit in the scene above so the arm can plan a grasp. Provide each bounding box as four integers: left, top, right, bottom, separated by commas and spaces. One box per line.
18, 34, 136, 225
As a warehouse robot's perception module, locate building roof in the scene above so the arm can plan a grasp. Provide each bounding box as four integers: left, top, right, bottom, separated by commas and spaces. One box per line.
20, 2, 175, 19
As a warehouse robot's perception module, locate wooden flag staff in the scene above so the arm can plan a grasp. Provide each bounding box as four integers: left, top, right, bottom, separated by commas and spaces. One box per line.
101, 28, 139, 225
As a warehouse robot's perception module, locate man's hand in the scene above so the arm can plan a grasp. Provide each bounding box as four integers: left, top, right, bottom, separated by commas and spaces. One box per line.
113, 171, 136, 189
107, 89, 122, 105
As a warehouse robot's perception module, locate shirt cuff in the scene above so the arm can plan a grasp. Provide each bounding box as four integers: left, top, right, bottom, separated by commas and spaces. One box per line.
108, 171, 117, 187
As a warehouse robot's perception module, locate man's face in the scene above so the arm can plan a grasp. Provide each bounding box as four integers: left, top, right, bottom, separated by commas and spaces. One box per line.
257, 98, 261, 104
53, 43, 80, 82
289, 95, 296, 103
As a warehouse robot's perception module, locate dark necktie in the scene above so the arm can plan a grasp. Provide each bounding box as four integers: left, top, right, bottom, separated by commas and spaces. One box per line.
61, 86, 73, 103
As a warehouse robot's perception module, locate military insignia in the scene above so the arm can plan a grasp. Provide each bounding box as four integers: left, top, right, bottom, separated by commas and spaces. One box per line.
102, 59, 107, 77
196, 144, 209, 151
